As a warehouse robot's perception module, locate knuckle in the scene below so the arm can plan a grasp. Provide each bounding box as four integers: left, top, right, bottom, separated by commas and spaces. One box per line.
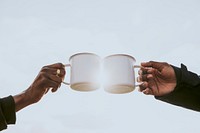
42, 65, 48, 69
162, 62, 168, 65
143, 82, 148, 87
57, 63, 64, 67
137, 76, 143, 82
142, 75, 148, 81
41, 66, 48, 72
63, 69, 66, 75
151, 69, 156, 73
39, 72, 48, 81
138, 70, 142, 75
147, 74, 153, 79
149, 61, 155, 64
137, 76, 140, 82
61, 69, 66, 76
55, 63, 64, 68
139, 85, 145, 91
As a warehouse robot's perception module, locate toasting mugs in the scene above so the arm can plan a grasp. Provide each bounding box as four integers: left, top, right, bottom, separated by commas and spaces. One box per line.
63, 53, 141, 94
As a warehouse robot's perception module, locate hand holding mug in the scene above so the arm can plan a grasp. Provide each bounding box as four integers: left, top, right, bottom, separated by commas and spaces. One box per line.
14, 63, 65, 111
138, 61, 177, 96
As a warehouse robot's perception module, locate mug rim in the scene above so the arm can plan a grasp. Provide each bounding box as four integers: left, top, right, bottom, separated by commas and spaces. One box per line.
69, 52, 100, 61
104, 54, 136, 61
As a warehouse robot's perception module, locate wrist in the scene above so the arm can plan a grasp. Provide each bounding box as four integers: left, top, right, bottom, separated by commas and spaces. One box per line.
13, 90, 32, 112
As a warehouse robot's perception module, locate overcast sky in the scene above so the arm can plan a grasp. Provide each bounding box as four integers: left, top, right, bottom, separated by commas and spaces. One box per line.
1, 0, 200, 133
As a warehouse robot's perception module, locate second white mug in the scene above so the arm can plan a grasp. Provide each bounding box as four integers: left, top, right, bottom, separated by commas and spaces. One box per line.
103, 54, 140, 94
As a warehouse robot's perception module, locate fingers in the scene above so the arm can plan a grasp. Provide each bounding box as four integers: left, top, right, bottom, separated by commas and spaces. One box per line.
142, 88, 153, 95
39, 63, 66, 93
40, 72, 62, 92
137, 67, 155, 95
137, 74, 153, 82
141, 61, 160, 67
138, 82, 153, 95
139, 82, 148, 91
137, 68, 154, 82
41, 67, 65, 78
141, 61, 168, 72
45, 63, 65, 69
42, 63, 66, 78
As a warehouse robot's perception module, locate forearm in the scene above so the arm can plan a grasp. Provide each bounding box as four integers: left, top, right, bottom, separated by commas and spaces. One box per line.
155, 64, 200, 111
13, 87, 34, 112
13, 85, 47, 112
155, 85, 200, 111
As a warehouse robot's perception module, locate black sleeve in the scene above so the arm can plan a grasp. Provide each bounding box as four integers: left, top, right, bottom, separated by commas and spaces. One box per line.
155, 64, 200, 112
0, 96, 16, 131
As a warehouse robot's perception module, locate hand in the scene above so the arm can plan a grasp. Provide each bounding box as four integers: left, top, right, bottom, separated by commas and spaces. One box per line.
138, 61, 177, 96
14, 63, 66, 112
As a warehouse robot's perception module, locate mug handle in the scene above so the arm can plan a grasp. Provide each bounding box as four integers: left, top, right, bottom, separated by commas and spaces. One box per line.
62, 64, 71, 85
133, 65, 143, 88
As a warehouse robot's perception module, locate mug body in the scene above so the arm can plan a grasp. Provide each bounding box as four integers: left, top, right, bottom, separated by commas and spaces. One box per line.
69, 53, 101, 91
103, 54, 136, 94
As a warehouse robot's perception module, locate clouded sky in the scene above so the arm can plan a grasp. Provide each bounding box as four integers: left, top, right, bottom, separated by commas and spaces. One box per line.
1, 0, 200, 133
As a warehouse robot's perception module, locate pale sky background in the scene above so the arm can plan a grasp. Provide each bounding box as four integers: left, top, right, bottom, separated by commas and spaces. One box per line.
1, 0, 200, 133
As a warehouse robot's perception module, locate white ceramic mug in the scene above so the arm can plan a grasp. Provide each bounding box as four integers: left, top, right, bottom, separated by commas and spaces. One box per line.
103, 54, 140, 94
63, 53, 101, 92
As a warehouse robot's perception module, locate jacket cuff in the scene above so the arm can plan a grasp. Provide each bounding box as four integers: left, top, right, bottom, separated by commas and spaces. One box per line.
1, 96, 16, 124
179, 64, 200, 87
171, 65, 182, 91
